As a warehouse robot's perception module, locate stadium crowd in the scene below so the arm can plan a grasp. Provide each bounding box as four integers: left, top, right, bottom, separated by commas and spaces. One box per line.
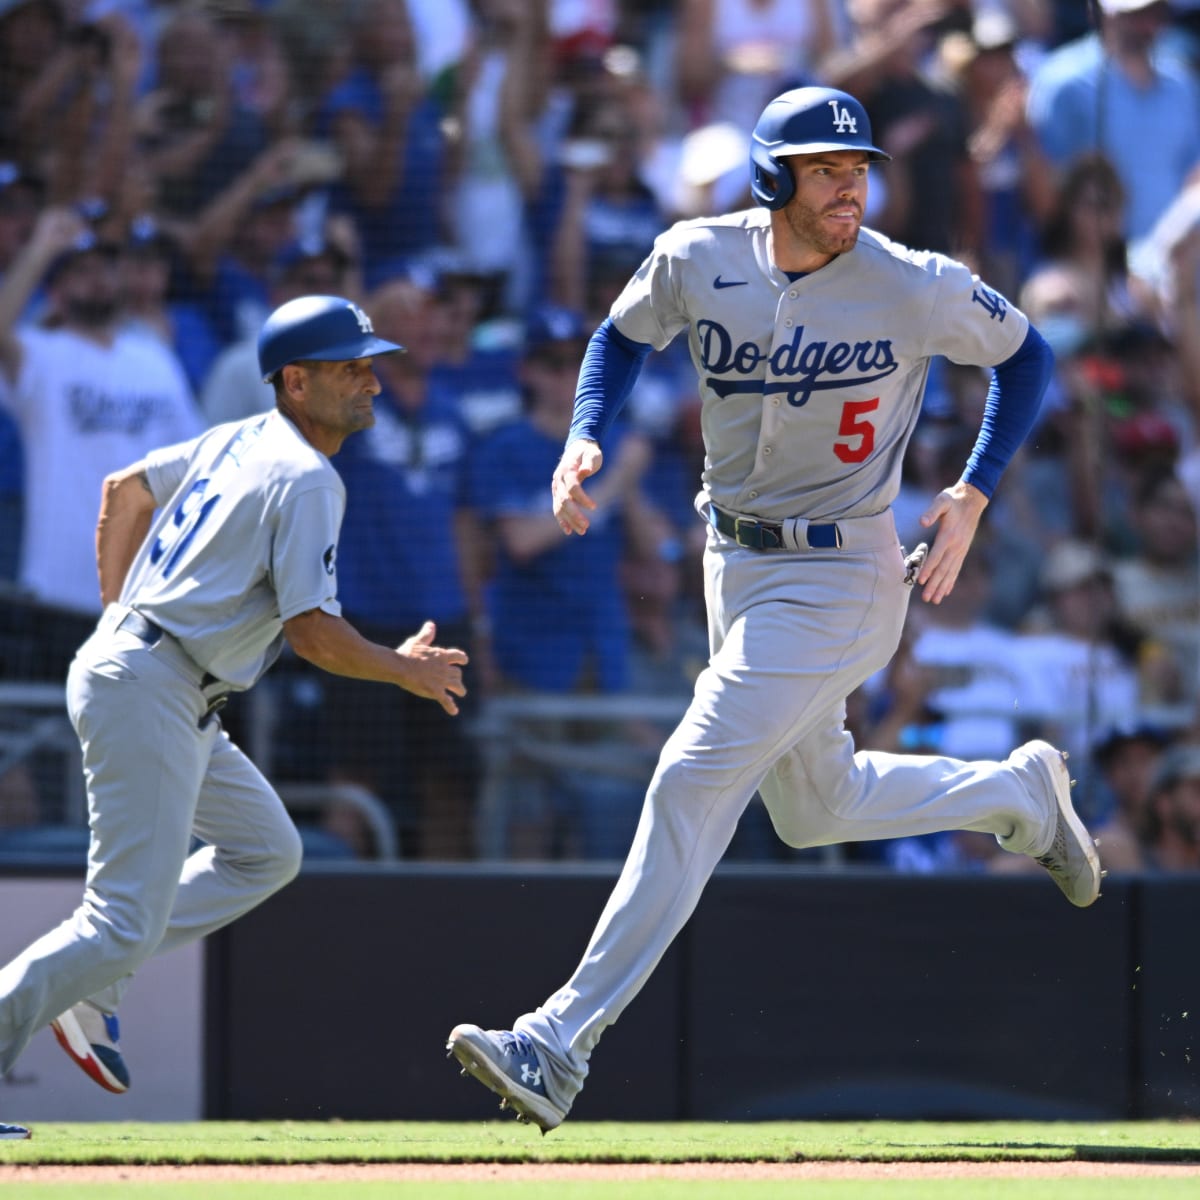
2, 0, 1200, 871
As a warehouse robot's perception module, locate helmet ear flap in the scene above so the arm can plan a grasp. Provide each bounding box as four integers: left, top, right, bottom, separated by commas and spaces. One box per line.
749, 141, 794, 211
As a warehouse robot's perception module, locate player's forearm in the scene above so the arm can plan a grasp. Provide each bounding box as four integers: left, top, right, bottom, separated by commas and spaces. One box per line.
283, 609, 421, 688
567, 318, 653, 446
96, 466, 156, 606
961, 325, 1054, 497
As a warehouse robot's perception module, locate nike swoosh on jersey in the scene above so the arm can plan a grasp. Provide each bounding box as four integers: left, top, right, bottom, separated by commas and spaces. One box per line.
713, 276, 748, 289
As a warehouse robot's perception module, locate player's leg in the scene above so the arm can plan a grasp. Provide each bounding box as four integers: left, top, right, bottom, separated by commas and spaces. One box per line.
451, 544, 894, 1124
760, 717, 1050, 853
59, 713, 302, 1091
146, 730, 303, 959
0, 644, 208, 1081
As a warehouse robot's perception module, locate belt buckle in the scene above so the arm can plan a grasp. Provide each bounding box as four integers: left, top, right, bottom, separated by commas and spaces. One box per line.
733, 517, 762, 550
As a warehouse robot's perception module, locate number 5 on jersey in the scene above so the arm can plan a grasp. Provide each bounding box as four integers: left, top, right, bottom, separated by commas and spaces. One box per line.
834, 397, 878, 463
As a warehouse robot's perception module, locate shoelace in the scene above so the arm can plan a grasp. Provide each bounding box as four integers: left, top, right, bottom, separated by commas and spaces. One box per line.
497, 1030, 536, 1059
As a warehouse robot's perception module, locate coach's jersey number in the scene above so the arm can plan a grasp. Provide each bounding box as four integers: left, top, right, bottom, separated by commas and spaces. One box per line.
150, 478, 220, 579
833, 397, 879, 464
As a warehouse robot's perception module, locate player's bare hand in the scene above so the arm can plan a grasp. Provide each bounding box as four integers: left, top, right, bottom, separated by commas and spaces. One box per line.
551, 438, 604, 535
397, 620, 469, 715
915, 480, 989, 604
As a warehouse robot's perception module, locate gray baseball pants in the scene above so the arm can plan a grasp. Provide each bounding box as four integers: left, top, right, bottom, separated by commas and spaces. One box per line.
0, 605, 301, 1075
515, 511, 1057, 1109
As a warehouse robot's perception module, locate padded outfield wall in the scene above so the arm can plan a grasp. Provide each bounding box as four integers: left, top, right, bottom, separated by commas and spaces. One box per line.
205, 867, 1199, 1122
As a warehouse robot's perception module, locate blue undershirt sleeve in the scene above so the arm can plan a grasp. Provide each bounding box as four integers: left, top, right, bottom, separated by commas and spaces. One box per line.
961, 325, 1054, 499
566, 317, 654, 447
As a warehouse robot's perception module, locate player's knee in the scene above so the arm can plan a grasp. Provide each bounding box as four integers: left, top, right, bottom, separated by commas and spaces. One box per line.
82, 902, 166, 970
253, 823, 304, 889
274, 823, 304, 886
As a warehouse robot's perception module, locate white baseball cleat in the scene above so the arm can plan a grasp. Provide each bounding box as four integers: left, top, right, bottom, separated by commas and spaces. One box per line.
50, 1001, 130, 1093
446, 1024, 566, 1133
1011, 740, 1102, 907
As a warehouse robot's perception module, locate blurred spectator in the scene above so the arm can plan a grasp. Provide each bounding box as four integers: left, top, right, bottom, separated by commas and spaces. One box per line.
939, 9, 1056, 298
207, 0, 295, 138
200, 223, 360, 426
181, 135, 341, 346
826, 0, 983, 258
675, 0, 838, 132
1090, 721, 1172, 871
0, 161, 42, 584
1019, 154, 1156, 357
1140, 740, 1200, 869
469, 304, 650, 694
138, 6, 271, 217
467, 304, 652, 856
1017, 538, 1144, 771
321, 276, 486, 858
119, 214, 222, 397
0, 206, 200, 678
1109, 470, 1200, 712
313, 0, 449, 288
450, 0, 549, 306
896, 537, 1030, 762
1025, 0, 1200, 244
417, 249, 525, 439
549, 89, 668, 313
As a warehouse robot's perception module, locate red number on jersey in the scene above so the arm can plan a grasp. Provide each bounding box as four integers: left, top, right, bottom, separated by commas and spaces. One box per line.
834, 397, 879, 464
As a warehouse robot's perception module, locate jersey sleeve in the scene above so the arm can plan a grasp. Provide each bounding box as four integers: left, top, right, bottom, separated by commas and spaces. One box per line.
922, 257, 1029, 368
608, 229, 691, 351
143, 432, 207, 506
272, 484, 344, 621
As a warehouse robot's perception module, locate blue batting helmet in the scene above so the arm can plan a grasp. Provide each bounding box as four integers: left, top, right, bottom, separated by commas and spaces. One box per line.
257, 294, 405, 383
749, 87, 890, 211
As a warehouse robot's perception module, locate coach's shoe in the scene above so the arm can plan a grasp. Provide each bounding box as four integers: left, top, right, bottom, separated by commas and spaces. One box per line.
447, 1024, 567, 1133
0, 1122, 30, 1139
50, 1001, 130, 1094
1012, 739, 1102, 908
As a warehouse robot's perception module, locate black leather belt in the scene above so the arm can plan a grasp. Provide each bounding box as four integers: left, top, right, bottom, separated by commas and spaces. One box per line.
708, 506, 842, 551
117, 610, 229, 724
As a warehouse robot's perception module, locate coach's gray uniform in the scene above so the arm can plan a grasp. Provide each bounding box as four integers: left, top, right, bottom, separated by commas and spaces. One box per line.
516, 210, 1060, 1107
0, 410, 340, 1073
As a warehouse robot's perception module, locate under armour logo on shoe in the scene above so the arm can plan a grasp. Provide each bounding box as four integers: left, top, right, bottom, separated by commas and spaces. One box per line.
521, 1064, 542, 1088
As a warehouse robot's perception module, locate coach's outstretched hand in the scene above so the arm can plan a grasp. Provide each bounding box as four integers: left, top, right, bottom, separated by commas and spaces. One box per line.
397, 621, 469, 715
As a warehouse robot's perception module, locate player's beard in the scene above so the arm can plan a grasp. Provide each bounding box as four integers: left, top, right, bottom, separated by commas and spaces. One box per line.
784, 198, 862, 259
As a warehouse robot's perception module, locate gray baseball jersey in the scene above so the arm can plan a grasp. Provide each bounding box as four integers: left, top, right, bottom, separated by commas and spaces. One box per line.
609, 209, 1028, 521
121, 410, 345, 689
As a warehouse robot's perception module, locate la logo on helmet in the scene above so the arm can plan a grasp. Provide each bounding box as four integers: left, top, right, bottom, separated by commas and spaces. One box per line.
349, 303, 373, 334
828, 100, 857, 134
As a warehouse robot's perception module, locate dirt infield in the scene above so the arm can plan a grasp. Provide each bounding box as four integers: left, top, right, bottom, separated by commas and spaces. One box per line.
3, 1162, 1200, 1182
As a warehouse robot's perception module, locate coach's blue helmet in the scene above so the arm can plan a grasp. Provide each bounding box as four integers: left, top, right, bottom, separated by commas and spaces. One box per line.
749, 86, 891, 211
257, 294, 405, 383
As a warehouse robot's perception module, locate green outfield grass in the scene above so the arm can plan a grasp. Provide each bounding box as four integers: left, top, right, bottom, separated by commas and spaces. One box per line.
1, 1120, 1198, 1164
0, 1121, 1198, 1199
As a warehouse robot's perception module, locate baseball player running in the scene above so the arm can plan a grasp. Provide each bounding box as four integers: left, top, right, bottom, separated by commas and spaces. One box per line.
0, 295, 467, 1139
447, 86, 1101, 1132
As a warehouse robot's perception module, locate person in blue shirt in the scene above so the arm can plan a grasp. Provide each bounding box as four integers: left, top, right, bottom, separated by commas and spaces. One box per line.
469, 305, 651, 695
466, 304, 655, 857
322, 275, 483, 858
1026, 0, 1200, 243
313, 0, 447, 289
